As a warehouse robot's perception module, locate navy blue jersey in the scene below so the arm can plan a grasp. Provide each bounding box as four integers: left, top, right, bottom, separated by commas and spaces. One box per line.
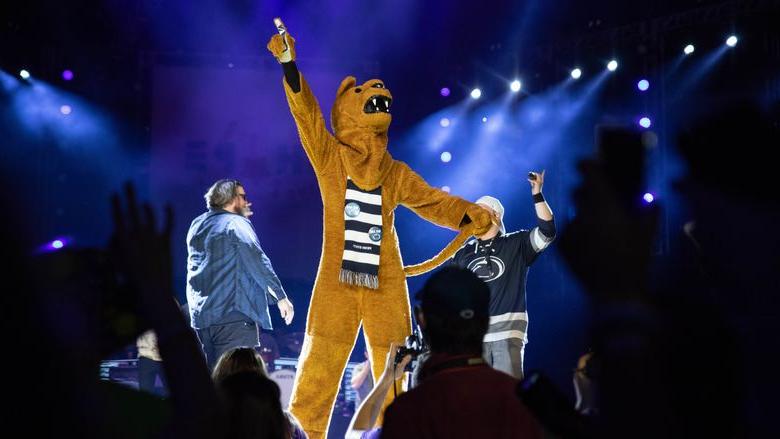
451, 221, 554, 343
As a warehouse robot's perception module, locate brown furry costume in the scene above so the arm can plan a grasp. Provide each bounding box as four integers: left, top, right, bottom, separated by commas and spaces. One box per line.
268, 32, 492, 438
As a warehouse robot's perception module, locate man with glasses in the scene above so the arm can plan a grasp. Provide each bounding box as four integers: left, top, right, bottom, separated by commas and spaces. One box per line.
186, 179, 294, 369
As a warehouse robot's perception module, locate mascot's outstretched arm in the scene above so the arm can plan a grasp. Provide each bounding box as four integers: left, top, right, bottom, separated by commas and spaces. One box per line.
267, 21, 335, 172
402, 208, 496, 276
395, 162, 495, 276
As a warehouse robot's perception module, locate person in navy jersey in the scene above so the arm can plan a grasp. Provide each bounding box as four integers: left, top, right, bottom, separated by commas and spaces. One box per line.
450, 170, 556, 379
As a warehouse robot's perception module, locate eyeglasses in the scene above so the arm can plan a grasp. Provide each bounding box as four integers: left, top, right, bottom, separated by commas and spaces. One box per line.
237, 193, 247, 201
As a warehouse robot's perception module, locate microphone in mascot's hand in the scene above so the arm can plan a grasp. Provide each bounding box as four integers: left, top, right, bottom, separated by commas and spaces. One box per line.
273, 17, 286, 35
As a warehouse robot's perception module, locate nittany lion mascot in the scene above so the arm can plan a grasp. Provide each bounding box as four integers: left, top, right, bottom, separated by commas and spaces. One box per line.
267, 20, 493, 438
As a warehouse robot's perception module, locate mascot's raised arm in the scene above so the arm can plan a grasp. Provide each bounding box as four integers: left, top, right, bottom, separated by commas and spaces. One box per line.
267, 18, 493, 438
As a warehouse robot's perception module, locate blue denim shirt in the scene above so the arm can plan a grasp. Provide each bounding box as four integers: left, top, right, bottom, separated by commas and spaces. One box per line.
186, 209, 287, 330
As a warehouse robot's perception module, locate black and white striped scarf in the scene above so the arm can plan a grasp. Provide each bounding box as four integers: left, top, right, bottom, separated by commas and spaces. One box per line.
340, 178, 382, 289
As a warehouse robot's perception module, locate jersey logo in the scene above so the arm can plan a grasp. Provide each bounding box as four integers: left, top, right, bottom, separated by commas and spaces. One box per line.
466, 256, 505, 282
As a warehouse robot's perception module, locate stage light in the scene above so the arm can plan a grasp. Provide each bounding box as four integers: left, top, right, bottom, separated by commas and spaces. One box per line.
510, 79, 522, 92
637, 79, 650, 91
440, 151, 452, 162
643, 193, 655, 203
19, 69, 30, 80
481, 116, 488, 123
62, 70, 74, 81
726, 35, 738, 47
442, 186, 451, 193
639, 117, 652, 128
470, 88, 482, 99
60, 105, 72, 115
607, 60, 618, 71
440, 87, 450, 97
570, 68, 582, 79
41, 237, 71, 253
440, 117, 451, 127
684, 44, 695, 55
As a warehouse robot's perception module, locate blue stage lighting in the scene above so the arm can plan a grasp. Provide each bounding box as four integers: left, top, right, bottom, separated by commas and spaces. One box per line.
60, 105, 72, 115
510, 80, 522, 92
440, 87, 450, 97
440, 117, 451, 127
684, 44, 695, 55
607, 60, 618, 71
470, 88, 482, 99
639, 117, 652, 128
570, 68, 582, 79
19, 69, 30, 80
52, 239, 64, 249
643, 193, 655, 203
637, 79, 649, 91
440, 151, 452, 163
442, 186, 451, 193
726, 35, 738, 47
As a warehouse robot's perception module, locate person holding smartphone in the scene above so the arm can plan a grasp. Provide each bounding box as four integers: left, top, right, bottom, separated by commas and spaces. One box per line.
449, 170, 556, 379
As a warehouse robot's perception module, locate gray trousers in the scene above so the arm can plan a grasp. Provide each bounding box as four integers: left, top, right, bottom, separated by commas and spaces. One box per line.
483, 338, 525, 379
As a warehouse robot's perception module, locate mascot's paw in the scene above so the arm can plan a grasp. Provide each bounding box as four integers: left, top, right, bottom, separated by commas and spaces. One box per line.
464, 204, 493, 236
267, 33, 297, 63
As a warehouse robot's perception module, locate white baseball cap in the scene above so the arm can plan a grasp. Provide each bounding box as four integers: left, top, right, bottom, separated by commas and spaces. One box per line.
475, 195, 505, 234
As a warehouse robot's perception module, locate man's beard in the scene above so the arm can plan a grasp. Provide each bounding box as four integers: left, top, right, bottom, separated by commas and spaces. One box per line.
240, 206, 253, 218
